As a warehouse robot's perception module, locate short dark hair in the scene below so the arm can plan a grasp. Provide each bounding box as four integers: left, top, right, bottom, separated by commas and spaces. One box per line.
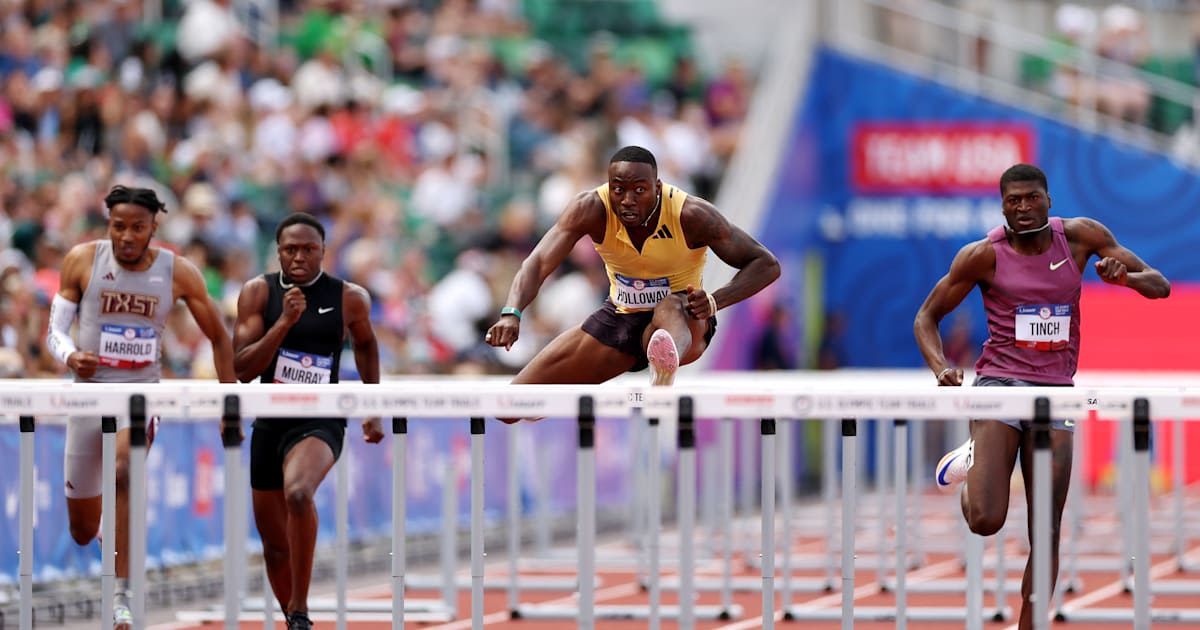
105, 185, 167, 214
999, 163, 1048, 196
275, 213, 326, 243
609, 145, 657, 171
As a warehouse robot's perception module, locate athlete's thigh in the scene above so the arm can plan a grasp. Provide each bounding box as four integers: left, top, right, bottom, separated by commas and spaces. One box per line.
65, 416, 103, 499
679, 317, 712, 365
281, 434, 338, 492
513, 327, 636, 384
967, 419, 1022, 499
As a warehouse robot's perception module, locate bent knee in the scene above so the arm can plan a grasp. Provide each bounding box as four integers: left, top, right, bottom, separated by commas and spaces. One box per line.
70, 522, 98, 546
283, 487, 315, 513
965, 510, 1007, 537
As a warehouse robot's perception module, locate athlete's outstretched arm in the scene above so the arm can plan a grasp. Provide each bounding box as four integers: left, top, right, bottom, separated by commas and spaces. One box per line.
175, 257, 236, 383
914, 239, 993, 385
344, 282, 384, 443
1070, 217, 1170, 299
679, 196, 780, 312
485, 191, 603, 350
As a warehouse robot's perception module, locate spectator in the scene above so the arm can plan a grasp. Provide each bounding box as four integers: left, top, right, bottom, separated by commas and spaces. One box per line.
0, 0, 749, 376
1095, 4, 1151, 125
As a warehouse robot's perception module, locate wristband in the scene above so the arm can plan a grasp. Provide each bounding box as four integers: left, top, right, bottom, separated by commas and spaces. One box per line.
937, 367, 953, 381
706, 292, 718, 316
500, 306, 522, 320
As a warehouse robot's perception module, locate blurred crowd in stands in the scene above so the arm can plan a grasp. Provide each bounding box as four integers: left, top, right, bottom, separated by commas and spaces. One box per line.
0, 0, 752, 379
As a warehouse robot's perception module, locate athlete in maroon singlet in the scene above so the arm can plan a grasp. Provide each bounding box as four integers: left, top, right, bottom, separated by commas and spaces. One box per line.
914, 163, 1170, 630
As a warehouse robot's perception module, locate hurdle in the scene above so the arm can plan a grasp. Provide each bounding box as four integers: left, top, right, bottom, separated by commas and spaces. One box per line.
11, 377, 1200, 630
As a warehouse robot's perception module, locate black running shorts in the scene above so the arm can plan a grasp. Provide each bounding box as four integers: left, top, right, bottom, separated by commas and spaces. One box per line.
581, 297, 717, 372
249, 418, 346, 490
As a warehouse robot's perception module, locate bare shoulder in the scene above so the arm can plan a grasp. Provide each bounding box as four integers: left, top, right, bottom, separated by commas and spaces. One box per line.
343, 280, 371, 306
235, 275, 269, 309
59, 241, 98, 289
678, 194, 730, 247
953, 237, 996, 276
239, 275, 268, 298
1061, 216, 1112, 244
560, 189, 607, 230
62, 241, 98, 270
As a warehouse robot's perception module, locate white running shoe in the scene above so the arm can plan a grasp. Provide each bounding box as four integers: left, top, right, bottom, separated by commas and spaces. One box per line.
113, 596, 132, 630
935, 439, 973, 492
646, 329, 679, 387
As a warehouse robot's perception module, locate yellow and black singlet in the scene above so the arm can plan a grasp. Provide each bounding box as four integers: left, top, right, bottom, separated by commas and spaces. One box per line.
593, 183, 707, 314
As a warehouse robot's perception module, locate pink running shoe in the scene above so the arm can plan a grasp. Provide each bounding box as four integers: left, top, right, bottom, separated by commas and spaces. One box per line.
935, 439, 973, 492
646, 329, 679, 387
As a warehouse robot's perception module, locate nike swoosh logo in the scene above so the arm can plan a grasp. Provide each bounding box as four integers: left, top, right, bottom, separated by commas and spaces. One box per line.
937, 466, 950, 486
318, 307, 334, 314
1050, 258, 1070, 271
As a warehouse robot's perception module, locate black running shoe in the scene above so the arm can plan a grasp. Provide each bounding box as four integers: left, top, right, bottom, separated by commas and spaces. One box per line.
286, 611, 313, 630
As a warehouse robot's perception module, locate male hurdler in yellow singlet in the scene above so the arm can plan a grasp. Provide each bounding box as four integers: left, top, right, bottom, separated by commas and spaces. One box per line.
484, 145, 780, 412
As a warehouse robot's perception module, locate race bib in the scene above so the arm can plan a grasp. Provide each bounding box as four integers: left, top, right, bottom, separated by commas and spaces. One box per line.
613, 273, 670, 310
274, 348, 333, 384
99, 324, 158, 368
1015, 304, 1071, 351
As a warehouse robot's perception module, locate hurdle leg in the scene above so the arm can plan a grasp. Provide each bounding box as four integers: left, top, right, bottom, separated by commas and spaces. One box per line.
535, 429, 551, 558
220, 397, 243, 630
648, 415, 661, 630
840, 418, 857, 630
909, 419, 926, 567
965, 532, 984, 630
739, 417, 756, 563
822, 417, 837, 591
1174, 417, 1186, 566
1132, 400, 1151, 630
19, 416, 34, 630
779, 418, 793, 615
578, 400, 596, 630
392, 418, 408, 630
336, 433, 349, 630
719, 418, 735, 616
1032, 397, 1052, 630
1118, 413, 1133, 590
102, 415, 117, 629
505, 422, 520, 613
761, 418, 777, 630
876, 420, 890, 588
894, 419, 908, 629
470, 417, 486, 629
678, 399, 696, 630
128, 396, 148, 630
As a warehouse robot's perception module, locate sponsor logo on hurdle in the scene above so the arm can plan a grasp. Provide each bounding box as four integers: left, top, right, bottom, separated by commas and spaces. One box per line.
337, 394, 358, 413
421, 395, 482, 410
953, 397, 1005, 412
496, 396, 545, 411
49, 394, 100, 410
1, 395, 32, 410
269, 393, 319, 405
377, 396, 418, 411
792, 395, 813, 414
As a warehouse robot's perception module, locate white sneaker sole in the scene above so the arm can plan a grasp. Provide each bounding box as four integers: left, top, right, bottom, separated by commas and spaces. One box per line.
647, 329, 679, 387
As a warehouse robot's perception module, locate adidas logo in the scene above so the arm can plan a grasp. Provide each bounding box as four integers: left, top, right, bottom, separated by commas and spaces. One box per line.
102, 272, 116, 281
651, 225, 673, 240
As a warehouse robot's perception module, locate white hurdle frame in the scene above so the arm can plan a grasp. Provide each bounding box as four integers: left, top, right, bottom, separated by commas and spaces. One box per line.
10, 379, 1200, 630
